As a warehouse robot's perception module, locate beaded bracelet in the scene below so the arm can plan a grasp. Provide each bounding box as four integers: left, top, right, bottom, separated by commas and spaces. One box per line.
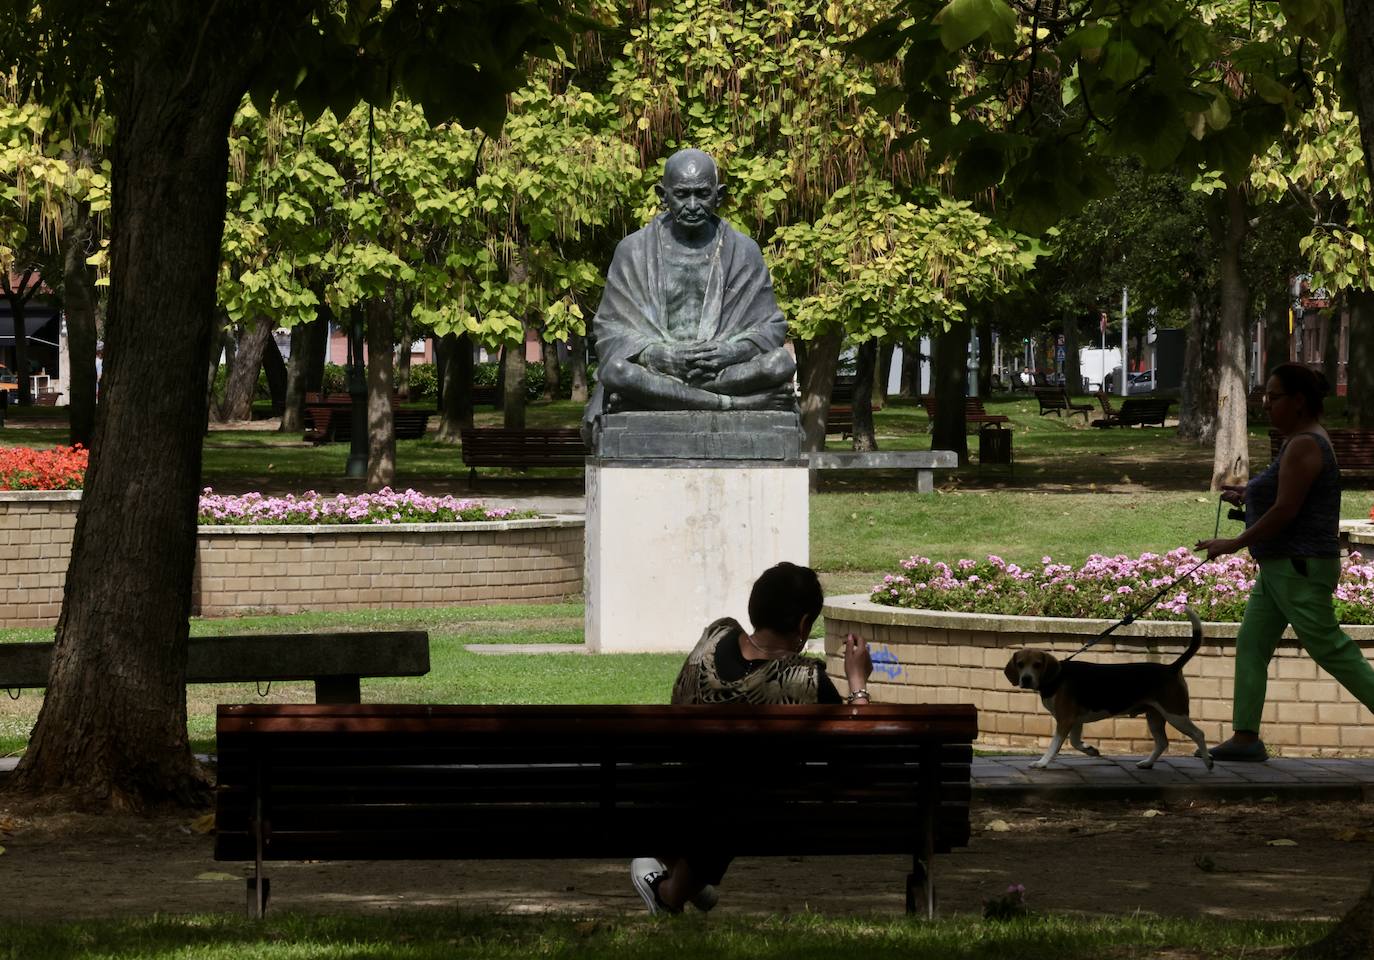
846, 689, 870, 704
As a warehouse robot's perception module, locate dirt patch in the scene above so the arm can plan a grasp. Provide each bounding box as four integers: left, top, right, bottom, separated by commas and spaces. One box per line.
1, 797, 1370, 921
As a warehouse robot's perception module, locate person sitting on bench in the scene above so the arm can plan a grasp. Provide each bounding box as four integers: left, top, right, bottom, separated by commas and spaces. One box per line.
629, 562, 874, 915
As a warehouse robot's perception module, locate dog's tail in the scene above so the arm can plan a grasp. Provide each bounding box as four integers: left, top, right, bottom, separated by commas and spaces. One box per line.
1167, 606, 1203, 672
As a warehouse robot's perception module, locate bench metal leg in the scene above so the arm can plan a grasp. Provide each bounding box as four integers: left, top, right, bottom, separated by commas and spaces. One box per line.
314, 675, 361, 704
906, 858, 933, 918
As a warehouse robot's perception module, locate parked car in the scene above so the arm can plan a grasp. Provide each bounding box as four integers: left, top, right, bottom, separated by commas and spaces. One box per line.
0, 365, 16, 393
1127, 369, 1157, 395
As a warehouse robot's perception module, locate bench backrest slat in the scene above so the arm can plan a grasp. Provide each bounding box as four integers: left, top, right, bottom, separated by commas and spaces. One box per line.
215, 704, 977, 862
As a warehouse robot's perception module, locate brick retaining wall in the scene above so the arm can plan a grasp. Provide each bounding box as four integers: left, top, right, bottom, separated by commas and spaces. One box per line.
0, 492, 583, 626
824, 595, 1374, 758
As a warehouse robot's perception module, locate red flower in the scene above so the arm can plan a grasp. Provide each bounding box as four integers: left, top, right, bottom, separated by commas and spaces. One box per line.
0, 444, 89, 490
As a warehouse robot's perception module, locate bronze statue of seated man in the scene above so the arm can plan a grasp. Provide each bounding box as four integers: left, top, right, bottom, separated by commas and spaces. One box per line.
584, 148, 796, 432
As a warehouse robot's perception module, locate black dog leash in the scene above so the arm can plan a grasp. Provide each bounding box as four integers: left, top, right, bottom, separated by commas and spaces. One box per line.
1061, 497, 1227, 662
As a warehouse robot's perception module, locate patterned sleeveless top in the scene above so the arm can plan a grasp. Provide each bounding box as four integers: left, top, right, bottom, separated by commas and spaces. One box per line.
671, 617, 822, 705
1245, 430, 1341, 560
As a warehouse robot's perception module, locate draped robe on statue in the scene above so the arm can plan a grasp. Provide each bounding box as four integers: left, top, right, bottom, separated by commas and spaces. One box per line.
582, 212, 789, 441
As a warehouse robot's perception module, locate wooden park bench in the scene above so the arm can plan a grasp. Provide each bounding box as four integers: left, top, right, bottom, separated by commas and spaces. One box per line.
0, 631, 429, 705
303, 394, 431, 444
826, 378, 881, 437
1269, 429, 1374, 477
33, 391, 62, 407
921, 395, 1010, 431
1092, 394, 1173, 428
1033, 387, 1093, 422
459, 427, 586, 480
214, 702, 978, 918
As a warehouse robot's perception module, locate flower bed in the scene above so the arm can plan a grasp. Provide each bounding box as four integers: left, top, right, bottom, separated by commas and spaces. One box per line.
197, 488, 537, 526
0, 489, 582, 627
0, 445, 87, 490
871, 549, 1374, 625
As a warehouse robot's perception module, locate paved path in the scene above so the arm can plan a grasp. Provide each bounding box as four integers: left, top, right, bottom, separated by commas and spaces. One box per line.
5, 754, 1374, 802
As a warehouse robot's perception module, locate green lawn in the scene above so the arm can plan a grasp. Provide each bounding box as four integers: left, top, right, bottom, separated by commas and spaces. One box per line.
0, 911, 1322, 960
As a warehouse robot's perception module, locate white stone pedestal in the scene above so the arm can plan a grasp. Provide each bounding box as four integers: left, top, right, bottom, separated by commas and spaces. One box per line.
585, 462, 809, 653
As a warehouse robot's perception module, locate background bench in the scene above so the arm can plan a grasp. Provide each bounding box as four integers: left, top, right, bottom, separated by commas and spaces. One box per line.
214, 702, 977, 918
459, 427, 586, 479
1269, 429, 1374, 476
1033, 387, 1093, 421
1093, 394, 1172, 428
303, 394, 431, 444
0, 631, 429, 704
921, 395, 1009, 431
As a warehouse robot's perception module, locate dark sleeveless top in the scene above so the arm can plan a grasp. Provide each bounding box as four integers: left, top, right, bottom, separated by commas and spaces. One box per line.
1244, 430, 1341, 560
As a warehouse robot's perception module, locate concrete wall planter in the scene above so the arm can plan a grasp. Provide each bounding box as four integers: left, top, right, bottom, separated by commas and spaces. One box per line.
0, 491, 583, 627
823, 594, 1374, 758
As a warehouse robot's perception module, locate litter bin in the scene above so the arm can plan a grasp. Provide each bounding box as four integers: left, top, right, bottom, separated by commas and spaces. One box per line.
978, 425, 1011, 469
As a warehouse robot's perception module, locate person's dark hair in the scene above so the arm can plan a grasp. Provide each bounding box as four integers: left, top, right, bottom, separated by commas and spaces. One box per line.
748, 562, 824, 635
1270, 362, 1329, 417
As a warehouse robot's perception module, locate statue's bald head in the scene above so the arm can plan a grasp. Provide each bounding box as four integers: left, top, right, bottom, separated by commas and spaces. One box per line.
656, 148, 726, 233
662, 149, 719, 187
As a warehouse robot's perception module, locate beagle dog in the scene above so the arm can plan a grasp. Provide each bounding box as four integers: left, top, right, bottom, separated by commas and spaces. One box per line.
1003, 608, 1212, 771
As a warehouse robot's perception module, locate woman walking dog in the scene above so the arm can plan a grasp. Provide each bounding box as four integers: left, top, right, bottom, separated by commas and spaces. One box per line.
1196, 363, 1374, 760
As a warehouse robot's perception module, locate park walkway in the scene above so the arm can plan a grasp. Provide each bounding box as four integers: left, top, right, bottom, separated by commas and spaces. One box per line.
4, 755, 1374, 802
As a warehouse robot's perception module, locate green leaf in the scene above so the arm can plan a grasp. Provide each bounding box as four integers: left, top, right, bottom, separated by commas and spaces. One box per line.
935, 0, 1017, 51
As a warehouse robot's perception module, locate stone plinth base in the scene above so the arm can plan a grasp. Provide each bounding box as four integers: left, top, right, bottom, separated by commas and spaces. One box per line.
595, 411, 801, 460
586, 461, 809, 653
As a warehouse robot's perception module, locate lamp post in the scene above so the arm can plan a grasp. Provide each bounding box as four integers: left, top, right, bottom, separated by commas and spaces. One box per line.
345, 305, 367, 479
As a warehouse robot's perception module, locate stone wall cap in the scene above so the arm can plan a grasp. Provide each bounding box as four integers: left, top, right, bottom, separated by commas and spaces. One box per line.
196, 515, 584, 536
1341, 519, 1374, 544
824, 593, 1374, 640
0, 490, 83, 503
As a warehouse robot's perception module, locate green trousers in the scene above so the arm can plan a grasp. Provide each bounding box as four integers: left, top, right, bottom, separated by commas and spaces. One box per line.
1234, 556, 1374, 733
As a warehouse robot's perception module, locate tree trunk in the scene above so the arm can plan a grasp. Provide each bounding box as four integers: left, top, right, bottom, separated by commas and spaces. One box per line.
395, 296, 413, 400
1322, 301, 1342, 395
1296, 871, 1374, 959
365, 296, 396, 489
304, 300, 329, 395
569, 330, 589, 403
1210, 182, 1251, 490
502, 334, 527, 429
542, 338, 561, 401
932, 322, 970, 464
261, 328, 287, 416
1263, 295, 1290, 383
1348, 291, 1374, 427
281, 324, 308, 433
8, 9, 258, 807
877, 341, 895, 404
851, 338, 879, 451
900, 339, 920, 398
977, 323, 994, 397
795, 330, 843, 452
1178, 289, 1219, 442
63, 208, 100, 448
1, 269, 38, 406
437, 331, 474, 441
219, 319, 272, 421
1062, 312, 1082, 395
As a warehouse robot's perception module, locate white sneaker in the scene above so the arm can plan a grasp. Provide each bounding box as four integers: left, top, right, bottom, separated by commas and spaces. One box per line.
690, 884, 719, 912
630, 858, 672, 915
